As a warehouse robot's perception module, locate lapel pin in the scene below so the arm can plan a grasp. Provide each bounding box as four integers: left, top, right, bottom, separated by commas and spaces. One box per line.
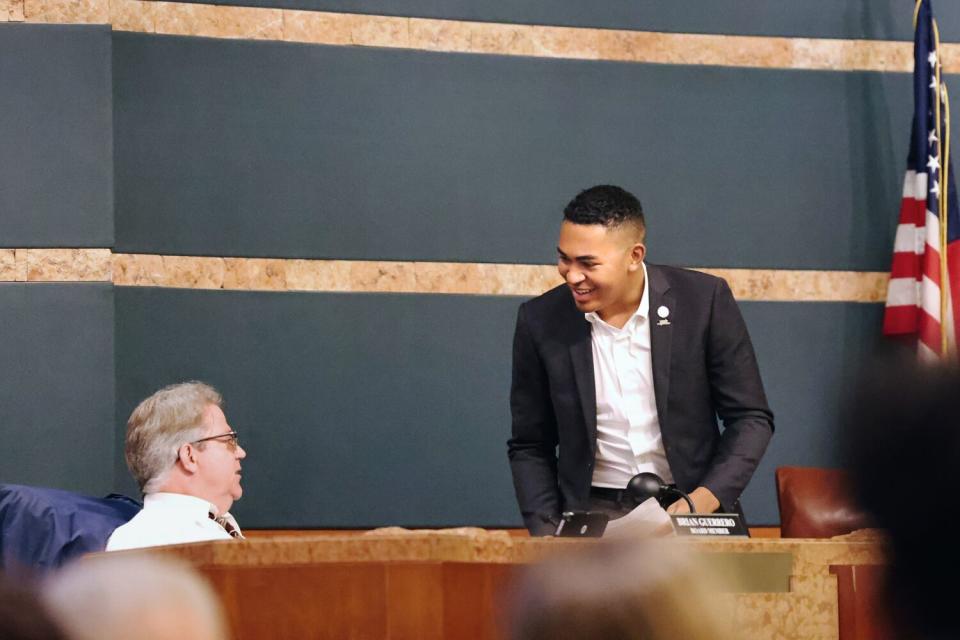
656, 305, 670, 326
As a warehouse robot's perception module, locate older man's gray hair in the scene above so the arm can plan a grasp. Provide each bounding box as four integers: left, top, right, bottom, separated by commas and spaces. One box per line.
125, 381, 223, 494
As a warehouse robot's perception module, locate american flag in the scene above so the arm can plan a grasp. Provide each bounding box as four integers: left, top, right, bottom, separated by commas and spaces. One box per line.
883, 0, 960, 360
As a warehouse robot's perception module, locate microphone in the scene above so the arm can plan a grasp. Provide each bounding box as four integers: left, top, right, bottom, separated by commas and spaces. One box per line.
624, 472, 695, 513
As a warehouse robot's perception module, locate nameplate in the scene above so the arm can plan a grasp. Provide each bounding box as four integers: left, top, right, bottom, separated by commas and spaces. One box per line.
670, 513, 748, 537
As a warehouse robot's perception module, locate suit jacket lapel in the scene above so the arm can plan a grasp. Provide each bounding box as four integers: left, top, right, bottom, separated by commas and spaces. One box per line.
569, 315, 597, 451
647, 264, 673, 428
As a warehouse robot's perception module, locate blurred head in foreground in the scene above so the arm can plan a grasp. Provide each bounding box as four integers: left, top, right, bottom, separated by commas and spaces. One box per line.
0, 578, 68, 640
507, 541, 729, 640
43, 555, 228, 640
844, 359, 960, 639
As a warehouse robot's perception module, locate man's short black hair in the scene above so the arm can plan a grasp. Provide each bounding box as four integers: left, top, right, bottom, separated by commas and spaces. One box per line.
563, 185, 645, 232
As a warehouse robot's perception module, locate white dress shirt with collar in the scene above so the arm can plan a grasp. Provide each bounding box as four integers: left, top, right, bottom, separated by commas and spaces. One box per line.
587, 262, 674, 489
105, 492, 241, 551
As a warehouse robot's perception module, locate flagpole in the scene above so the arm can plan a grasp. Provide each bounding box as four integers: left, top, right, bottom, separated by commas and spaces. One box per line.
933, 17, 950, 357
943, 75, 953, 356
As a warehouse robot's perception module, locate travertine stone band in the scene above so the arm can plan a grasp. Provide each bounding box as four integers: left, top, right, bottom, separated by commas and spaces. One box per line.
0, 248, 113, 282
11, 0, 957, 72
0, 249, 888, 302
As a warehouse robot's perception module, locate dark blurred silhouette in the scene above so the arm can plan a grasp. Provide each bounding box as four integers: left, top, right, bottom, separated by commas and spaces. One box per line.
843, 357, 960, 639
0, 577, 68, 640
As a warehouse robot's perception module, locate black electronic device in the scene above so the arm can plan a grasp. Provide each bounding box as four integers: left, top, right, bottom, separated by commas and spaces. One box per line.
553, 511, 609, 537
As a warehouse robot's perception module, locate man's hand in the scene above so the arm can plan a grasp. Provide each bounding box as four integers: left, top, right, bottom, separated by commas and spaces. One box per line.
666, 486, 720, 514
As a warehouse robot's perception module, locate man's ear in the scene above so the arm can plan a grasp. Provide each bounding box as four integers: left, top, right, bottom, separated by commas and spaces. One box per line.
176, 443, 200, 474
627, 242, 646, 271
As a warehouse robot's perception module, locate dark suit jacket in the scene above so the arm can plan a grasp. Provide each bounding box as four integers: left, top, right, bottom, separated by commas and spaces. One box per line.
507, 263, 774, 535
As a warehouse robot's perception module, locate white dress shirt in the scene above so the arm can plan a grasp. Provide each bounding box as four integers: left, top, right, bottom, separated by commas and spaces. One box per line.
588, 263, 674, 489
106, 492, 241, 551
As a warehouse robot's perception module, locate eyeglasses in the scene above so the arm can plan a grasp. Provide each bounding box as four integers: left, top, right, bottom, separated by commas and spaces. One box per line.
190, 431, 241, 451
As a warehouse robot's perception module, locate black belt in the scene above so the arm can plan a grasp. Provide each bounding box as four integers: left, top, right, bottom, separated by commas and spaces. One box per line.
590, 486, 629, 504
590, 484, 679, 505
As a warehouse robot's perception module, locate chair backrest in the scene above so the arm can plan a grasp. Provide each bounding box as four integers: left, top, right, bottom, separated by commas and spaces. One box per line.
775, 466, 871, 538
0, 484, 141, 573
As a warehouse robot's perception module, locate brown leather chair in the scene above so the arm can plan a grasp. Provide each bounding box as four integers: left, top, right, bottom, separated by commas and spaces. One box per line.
775, 466, 872, 538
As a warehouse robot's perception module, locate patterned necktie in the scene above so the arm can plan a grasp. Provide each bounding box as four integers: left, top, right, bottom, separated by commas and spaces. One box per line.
209, 511, 245, 539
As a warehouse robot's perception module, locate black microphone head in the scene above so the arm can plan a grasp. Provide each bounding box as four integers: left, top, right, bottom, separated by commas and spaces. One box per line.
626, 472, 664, 505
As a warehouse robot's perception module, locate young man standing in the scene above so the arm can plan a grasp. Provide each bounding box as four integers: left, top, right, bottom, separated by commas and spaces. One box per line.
507, 185, 774, 535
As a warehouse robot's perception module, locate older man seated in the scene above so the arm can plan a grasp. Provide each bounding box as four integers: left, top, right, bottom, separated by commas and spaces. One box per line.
107, 382, 247, 551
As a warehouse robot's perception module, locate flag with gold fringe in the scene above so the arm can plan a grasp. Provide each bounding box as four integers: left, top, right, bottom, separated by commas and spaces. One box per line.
883, 0, 960, 360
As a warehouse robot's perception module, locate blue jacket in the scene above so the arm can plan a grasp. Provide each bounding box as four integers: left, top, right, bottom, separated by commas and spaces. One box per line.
0, 484, 141, 572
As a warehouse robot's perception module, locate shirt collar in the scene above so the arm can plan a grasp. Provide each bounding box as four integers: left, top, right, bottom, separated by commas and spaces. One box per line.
144, 492, 222, 518
584, 262, 649, 331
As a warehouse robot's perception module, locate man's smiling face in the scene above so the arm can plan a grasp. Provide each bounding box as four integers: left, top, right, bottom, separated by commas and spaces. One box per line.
556, 220, 645, 321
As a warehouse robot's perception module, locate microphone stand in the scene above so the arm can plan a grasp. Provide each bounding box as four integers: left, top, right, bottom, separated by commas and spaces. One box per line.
661, 486, 695, 513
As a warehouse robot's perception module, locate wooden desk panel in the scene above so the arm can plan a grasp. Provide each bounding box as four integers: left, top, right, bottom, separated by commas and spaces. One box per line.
205, 563, 388, 639
200, 561, 513, 640
384, 563, 444, 640
442, 563, 515, 640
829, 565, 894, 640
135, 531, 886, 640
